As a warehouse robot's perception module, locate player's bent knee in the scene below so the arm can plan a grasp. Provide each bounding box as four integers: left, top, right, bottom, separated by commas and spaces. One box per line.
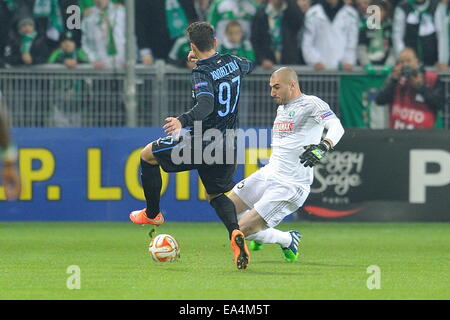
140, 143, 152, 160
140, 142, 159, 165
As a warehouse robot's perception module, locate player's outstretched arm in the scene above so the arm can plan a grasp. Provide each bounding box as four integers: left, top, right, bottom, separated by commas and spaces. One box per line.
300, 118, 345, 167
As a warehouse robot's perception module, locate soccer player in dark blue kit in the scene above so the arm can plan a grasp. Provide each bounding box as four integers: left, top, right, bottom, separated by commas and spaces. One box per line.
130, 22, 254, 269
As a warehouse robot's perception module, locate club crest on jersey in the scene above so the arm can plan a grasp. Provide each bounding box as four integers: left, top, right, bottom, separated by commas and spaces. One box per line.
320, 111, 334, 119
194, 81, 208, 89
288, 110, 296, 118
273, 121, 294, 132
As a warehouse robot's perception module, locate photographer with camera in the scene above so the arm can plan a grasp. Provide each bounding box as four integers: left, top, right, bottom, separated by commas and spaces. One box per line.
375, 47, 444, 129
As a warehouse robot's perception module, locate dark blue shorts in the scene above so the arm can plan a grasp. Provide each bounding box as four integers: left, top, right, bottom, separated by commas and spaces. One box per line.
152, 136, 236, 195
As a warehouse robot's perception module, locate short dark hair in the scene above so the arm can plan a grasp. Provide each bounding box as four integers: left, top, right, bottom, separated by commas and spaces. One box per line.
186, 22, 215, 52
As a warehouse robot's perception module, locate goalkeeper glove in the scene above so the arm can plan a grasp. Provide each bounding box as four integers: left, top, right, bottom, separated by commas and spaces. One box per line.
300, 140, 332, 167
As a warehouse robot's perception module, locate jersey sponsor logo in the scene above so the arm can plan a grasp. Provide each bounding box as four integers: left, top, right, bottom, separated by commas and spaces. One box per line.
320, 111, 334, 119
210, 60, 239, 81
273, 121, 294, 132
194, 81, 209, 89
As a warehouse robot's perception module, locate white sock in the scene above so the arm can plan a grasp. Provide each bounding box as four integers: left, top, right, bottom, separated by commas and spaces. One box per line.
247, 228, 292, 248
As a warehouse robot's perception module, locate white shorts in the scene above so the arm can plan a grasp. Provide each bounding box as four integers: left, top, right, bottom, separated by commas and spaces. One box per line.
232, 167, 310, 228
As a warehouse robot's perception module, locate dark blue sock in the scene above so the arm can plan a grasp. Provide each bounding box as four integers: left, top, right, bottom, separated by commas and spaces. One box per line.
210, 194, 240, 239
140, 159, 162, 218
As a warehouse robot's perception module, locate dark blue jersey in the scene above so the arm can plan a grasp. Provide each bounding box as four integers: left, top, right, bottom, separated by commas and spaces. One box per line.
188, 52, 254, 134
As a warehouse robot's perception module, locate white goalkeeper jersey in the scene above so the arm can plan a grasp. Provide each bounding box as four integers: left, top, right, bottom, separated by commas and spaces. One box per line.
264, 94, 338, 186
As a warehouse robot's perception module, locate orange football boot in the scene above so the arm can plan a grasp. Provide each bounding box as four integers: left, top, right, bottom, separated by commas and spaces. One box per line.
230, 230, 250, 270
129, 209, 165, 226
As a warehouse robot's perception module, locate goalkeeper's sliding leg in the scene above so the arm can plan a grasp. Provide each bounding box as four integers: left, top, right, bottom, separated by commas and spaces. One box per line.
230, 193, 302, 263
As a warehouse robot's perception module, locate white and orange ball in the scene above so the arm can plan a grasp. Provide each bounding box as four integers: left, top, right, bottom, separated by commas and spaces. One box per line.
149, 234, 180, 262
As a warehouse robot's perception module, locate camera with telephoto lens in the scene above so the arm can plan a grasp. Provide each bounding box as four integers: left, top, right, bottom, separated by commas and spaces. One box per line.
400, 65, 419, 78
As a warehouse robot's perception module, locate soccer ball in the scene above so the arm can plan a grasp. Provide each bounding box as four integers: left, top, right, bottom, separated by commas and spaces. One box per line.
149, 234, 180, 262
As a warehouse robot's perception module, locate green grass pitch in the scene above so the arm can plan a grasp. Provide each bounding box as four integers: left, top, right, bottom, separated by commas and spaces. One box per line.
1, 222, 449, 300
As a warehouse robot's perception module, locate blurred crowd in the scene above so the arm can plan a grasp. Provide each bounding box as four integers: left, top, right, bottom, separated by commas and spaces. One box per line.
0, 0, 448, 71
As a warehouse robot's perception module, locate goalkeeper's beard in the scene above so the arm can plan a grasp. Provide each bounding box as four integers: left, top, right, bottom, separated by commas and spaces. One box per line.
273, 96, 284, 105
273, 93, 293, 105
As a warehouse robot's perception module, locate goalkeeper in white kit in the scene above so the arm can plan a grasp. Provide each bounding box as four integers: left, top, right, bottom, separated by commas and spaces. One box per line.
228, 67, 345, 262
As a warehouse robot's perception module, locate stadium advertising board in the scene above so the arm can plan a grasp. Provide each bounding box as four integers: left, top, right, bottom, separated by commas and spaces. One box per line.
0, 128, 449, 221
303, 129, 450, 221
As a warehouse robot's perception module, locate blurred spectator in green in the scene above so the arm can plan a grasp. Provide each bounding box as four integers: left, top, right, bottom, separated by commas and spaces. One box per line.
168, 35, 195, 68
48, 31, 89, 126
135, 0, 197, 62
32, 0, 64, 49
4, 16, 49, 66
81, 0, 126, 69
357, 0, 395, 74
251, 0, 303, 69
5, 1, 83, 49
393, 0, 440, 67
48, 31, 88, 68
208, 0, 258, 43
218, 20, 256, 61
